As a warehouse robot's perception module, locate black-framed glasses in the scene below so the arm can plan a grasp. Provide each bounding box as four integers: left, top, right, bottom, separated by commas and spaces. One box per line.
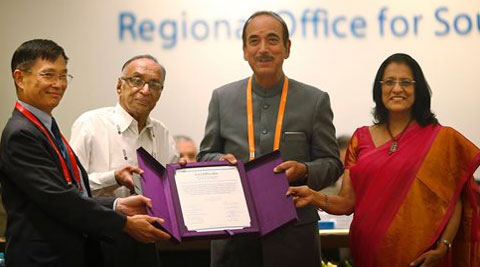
25, 70, 73, 84
380, 79, 416, 88
121, 76, 163, 92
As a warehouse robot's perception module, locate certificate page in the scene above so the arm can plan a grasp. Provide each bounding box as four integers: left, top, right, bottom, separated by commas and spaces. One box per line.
174, 166, 251, 231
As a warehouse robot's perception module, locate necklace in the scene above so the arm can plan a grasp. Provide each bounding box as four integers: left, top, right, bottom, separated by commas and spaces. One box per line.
386, 119, 412, 155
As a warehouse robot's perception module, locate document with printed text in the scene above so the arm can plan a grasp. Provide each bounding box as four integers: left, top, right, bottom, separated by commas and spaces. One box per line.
174, 166, 251, 231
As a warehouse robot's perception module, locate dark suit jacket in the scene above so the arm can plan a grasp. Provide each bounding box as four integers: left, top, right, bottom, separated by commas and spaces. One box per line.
0, 109, 126, 267
198, 77, 343, 223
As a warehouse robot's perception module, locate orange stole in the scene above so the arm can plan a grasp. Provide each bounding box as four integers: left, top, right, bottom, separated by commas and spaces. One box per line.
377, 127, 480, 267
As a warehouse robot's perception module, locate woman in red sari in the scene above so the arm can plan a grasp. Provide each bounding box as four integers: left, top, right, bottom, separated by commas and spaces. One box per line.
287, 53, 480, 267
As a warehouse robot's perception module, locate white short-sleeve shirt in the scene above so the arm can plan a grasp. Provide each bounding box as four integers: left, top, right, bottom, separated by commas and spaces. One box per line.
70, 103, 178, 197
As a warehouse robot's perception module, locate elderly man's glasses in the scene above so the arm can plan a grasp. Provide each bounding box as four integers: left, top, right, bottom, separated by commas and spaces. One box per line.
25, 70, 73, 84
380, 79, 416, 88
121, 76, 163, 92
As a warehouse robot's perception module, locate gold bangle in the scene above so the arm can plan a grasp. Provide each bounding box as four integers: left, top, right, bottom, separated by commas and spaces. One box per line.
439, 239, 452, 251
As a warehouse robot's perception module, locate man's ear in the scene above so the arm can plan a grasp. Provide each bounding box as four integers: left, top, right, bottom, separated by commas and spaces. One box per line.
116, 78, 122, 94
13, 70, 25, 90
284, 39, 291, 59
243, 45, 248, 61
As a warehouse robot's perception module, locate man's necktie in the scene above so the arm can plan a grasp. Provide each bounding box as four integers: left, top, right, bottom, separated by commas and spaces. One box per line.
51, 117, 66, 158
51, 118, 77, 186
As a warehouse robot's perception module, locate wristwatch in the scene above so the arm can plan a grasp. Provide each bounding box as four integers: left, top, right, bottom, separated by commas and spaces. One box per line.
439, 239, 452, 250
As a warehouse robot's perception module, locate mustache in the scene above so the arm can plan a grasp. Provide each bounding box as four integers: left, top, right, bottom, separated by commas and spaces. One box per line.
256, 54, 274, 61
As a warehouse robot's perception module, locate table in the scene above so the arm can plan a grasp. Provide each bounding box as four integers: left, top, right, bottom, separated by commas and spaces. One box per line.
319, 229, 349, 249
156, 229, 350, 251
0, 230, 350, 252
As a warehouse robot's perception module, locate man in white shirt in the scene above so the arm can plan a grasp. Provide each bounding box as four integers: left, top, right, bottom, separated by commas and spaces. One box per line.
71, 55, 178, 197
70, 55, 178, 267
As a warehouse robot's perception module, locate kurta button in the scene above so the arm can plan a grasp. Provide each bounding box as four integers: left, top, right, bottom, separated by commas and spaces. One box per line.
263, 104, 269, 109
262, 129, 268, 134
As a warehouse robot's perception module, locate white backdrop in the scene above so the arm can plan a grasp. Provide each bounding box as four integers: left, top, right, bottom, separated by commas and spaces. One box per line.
1, 1, 479, 172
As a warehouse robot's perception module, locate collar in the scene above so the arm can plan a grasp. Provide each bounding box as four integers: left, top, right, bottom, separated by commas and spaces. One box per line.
114, 103, 153, 134
18, 100, 53, 132
251, 75, 285, 97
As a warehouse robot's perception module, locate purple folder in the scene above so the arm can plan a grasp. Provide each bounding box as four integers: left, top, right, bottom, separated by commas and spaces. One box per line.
136, 148, 298, 243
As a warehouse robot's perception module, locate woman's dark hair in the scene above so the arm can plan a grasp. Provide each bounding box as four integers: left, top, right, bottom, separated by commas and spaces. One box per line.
372, 53, 437, 126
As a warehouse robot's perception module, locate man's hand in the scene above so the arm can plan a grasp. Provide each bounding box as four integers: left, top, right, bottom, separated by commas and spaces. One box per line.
114, 165, 143, 189
219, 153, 237, 164
123, 215, 171, 243
116, 195, 152, 216
286, 186, 315, 208
273, 160, 307, 182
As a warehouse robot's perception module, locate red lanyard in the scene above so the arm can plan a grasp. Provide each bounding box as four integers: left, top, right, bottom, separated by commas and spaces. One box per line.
246, 76, 289, 161
15, 102, 82, 191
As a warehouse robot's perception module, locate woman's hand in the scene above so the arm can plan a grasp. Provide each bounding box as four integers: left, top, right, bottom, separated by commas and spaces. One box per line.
411, 197, 461, 266
286, 186, 316, 208
288, 177, 356, 215
409, 246, 447, 267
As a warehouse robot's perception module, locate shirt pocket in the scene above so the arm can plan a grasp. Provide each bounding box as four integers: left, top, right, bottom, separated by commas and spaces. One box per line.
280, 131, 310, 162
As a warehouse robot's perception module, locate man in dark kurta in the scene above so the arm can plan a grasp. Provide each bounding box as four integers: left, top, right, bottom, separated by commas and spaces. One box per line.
198, 11, 343, 267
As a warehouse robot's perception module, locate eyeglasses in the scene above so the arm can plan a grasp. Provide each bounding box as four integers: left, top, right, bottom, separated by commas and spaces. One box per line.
380, 79, 416, 88
25, 70, 73, 84
121, 76, 163, 92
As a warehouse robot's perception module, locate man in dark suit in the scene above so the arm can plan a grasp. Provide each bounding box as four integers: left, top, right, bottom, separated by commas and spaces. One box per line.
0, 39, 171, 267
198, 11, 343, 267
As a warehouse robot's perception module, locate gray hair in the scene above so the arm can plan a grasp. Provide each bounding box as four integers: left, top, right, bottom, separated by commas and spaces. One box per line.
174, 135, 195, 143
121, 54, 166, 83
336, 135, 351, 149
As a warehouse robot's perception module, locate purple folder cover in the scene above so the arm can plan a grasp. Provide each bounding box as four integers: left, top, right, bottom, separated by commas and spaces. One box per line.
245, 150, 298, 236
136, 148, 297, 242
137, 148, 181, 241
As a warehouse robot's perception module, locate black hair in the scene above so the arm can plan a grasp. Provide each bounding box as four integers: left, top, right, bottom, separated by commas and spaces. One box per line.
372, 53, 437, 126
11, 39, 68, 72
242, 11, 290, 48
